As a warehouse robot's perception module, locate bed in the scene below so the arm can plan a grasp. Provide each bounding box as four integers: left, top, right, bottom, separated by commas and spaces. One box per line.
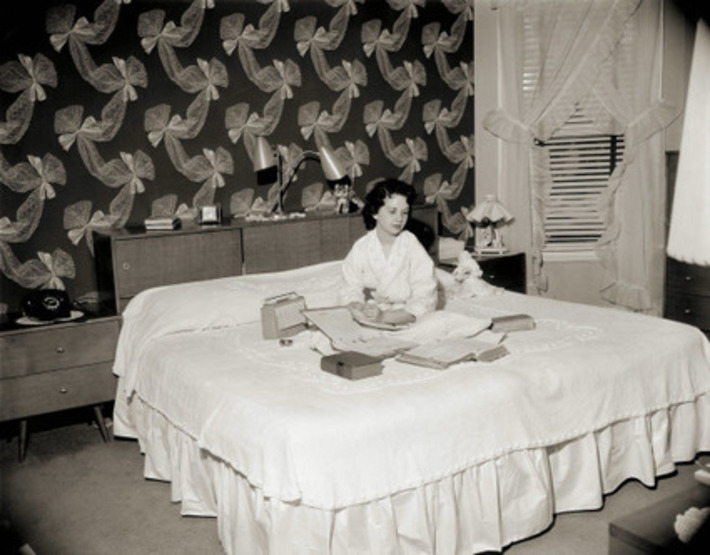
107, 220, 710, 555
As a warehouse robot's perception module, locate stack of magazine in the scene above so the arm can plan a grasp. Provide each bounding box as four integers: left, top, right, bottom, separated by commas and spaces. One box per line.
144, 216, 181, 231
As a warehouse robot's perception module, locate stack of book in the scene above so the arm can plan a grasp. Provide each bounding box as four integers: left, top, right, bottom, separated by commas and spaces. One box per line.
144, 216, 181, 231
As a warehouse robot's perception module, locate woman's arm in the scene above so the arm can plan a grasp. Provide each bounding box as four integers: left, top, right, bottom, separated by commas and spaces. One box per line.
340, 240, 367, 307
403, 237, 438, 316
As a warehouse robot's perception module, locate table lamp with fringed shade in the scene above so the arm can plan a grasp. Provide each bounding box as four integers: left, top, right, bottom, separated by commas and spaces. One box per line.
466, 194, 514, 255
667, 19, 710, 266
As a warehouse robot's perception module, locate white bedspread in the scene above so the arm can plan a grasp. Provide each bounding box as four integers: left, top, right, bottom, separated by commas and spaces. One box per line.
114, 262, 710, 511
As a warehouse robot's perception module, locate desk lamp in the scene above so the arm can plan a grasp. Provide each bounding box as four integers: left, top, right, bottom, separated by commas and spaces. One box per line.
253, 137, 349, 215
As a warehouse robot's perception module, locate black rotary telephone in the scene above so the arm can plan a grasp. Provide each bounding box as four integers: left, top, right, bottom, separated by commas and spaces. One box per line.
21, 289, 72, 321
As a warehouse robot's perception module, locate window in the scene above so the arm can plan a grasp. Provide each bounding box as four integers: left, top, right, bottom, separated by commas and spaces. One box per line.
538, 111, 625, 252
520, 8, 633, 255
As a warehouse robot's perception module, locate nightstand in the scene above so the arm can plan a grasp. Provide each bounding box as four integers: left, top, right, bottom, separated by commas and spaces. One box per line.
439, 251, 527, 293
0, 315, 121, 461
665, 258, 710, 338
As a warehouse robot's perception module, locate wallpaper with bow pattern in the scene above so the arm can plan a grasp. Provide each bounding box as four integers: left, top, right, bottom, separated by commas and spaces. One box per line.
0, 0, 474, 316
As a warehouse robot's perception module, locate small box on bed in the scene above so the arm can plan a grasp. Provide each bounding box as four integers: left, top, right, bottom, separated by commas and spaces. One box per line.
261, 292, 307, 339
321, 352, 384, 380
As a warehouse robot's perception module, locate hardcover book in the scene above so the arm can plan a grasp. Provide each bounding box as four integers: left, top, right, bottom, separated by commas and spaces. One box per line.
397, 333, 509, 369
490, 314, 535, 333
144, 216, 181, 230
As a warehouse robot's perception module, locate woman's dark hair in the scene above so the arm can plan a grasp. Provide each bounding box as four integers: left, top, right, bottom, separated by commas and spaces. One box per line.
362, 178, 417, 230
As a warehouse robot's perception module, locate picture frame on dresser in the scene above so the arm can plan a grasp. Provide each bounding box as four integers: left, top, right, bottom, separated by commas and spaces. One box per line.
198, 204, 222, 225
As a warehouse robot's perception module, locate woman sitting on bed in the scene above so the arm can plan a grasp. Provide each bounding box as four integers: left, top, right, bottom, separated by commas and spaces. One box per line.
341, 178, 438, 326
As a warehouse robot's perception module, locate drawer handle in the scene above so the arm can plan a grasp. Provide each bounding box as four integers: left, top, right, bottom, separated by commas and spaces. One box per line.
59, 387, 68, 394
685, 275, 692, 282
684, 308, 692, 315
122, 262, 131, 271
56, 346, 65, 354
487, 274, 496, 280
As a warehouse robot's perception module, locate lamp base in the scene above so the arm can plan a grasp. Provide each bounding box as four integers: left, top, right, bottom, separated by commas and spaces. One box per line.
474, 246, 509, 256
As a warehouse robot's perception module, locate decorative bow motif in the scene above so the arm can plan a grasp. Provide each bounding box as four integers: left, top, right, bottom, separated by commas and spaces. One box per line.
113, 57, 138, 102
66, 204, 110, 247
342, 60, 365, 99
273, 60, 294, 100
423, 173, 443, 204
58, 116, 98, 152
120, 152, 147, 194
404, 137, 424, 173
28, 155, 55, 200
461, 62, 474, 96
19, 55, 46, 102
140, 20, 180, 54
461, 134, 474, 168
230, 188, 255, 218
227, 108, 260, 145
38, 249, 75, 290
147, 114, 187, 147
49, 17, 93, 53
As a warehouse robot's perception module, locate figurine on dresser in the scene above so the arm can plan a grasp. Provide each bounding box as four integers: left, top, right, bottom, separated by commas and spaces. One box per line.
333, 183, 363, 215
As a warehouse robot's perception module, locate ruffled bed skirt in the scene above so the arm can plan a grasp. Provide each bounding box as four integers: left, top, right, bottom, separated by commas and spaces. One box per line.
114, 389, 710, 555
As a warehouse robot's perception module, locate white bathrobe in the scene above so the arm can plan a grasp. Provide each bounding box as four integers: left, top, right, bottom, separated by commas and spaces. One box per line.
340, 229, 438, 316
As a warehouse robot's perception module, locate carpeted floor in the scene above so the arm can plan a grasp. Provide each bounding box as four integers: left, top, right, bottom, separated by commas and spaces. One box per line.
0, 406, 707, 554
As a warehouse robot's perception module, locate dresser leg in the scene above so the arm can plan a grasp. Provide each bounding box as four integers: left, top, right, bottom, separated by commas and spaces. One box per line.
18, 419, 28, 462
93, 405, 110, 442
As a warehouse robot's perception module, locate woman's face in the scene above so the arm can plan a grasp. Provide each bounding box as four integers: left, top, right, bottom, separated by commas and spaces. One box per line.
374, 194, 410, 238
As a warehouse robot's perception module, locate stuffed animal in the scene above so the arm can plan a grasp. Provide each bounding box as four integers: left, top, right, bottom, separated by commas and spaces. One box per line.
439, 250, 503, 299
333, 184, 363, 215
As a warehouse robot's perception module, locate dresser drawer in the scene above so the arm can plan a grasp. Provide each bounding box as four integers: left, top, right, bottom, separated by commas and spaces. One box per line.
665, 291, 710, 331
113, 229, 242, 298
666, 258, 710, 295
0, 318, 120, 379
0, 362, 117, 421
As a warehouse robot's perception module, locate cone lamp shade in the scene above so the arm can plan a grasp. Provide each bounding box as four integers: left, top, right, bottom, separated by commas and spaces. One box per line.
318, 146, 348, 187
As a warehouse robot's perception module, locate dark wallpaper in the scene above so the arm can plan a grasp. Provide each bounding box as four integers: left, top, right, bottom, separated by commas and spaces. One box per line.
0, 0, 474, 315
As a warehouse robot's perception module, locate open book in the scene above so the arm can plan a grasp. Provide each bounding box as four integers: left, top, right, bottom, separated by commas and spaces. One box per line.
397, 331, 509, 369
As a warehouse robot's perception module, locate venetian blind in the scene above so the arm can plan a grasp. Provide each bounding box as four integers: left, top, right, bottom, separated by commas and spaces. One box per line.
521, 9, 629, 253
540, 113, 625, 251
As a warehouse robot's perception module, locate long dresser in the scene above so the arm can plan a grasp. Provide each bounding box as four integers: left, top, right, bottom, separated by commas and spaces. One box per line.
94, 205, 439, 314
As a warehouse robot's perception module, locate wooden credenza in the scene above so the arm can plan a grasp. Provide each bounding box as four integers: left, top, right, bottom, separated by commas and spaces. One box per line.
94, 205, 439, 313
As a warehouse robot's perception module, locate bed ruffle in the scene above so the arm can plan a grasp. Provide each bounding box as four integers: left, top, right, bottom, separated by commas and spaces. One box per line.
114, 385, 710, 555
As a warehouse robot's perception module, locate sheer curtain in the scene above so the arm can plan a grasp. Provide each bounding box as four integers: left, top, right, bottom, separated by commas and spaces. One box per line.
483, 0, 677, 313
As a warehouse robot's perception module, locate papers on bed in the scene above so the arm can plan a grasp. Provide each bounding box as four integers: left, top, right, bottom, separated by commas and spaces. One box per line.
304, 307, 496, 361
304, 307, 417, 357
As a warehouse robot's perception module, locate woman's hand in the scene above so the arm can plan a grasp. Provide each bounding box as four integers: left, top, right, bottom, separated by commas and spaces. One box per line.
380, 309, 415, 326
347, 301, 382, 323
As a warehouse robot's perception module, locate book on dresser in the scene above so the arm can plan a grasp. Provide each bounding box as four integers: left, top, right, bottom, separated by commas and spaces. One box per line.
144, 215, 181, 230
